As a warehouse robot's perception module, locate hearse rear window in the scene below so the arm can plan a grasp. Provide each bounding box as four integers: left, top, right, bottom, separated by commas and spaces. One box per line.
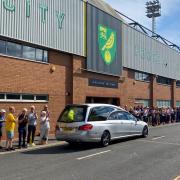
58, 105, 87, 123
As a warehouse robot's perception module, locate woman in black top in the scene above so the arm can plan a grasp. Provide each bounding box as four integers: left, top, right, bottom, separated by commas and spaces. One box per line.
18, 108, 28, 148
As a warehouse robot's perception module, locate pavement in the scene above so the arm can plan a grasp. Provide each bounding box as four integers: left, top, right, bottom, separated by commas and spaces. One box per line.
0, 123, 179, 180
0, 134, 66, 154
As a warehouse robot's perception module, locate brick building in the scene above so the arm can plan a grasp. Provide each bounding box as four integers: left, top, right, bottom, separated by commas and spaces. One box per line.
0, 0, 180, 136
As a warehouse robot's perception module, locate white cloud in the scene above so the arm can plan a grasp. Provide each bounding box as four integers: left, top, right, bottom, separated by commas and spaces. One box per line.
104, 0, 180, 45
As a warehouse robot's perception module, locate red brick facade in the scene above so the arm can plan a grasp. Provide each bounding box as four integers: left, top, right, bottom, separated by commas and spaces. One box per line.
0, 50, 180, 138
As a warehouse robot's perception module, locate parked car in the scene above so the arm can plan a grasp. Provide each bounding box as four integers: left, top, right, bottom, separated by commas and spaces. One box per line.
55, 104, 148, 147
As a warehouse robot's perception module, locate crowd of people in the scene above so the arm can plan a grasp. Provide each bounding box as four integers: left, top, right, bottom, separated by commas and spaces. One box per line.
0, 105, 50, 151
124, 105, 180, 126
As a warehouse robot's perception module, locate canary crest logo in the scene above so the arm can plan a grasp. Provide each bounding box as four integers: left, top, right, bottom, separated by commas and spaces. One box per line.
98, 24, 117, 65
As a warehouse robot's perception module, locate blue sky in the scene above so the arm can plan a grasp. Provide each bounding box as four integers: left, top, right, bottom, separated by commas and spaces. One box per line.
104, 0, 180, 46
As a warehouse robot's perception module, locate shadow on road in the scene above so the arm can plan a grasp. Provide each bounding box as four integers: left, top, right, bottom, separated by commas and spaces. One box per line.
21, 142, 102, 155
22, 136, 141, 155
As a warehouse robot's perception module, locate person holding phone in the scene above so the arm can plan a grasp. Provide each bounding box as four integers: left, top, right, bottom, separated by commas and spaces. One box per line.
27, 105, 38, 147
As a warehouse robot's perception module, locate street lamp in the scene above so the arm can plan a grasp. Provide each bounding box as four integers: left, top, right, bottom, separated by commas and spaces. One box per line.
146, 0, 161, 36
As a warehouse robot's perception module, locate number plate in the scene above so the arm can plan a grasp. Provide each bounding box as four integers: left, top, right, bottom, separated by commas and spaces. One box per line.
63, 127, 76, 133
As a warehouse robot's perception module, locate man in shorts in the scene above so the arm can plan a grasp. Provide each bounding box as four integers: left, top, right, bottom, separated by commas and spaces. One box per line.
5, 107, 16, 151
0, 109, 6, 149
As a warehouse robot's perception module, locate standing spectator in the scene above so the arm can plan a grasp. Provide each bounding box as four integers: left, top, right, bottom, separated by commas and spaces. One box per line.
27, 105, 38, 147
40, 111, 50, 145
40, 105, 50, 144
0, 109, 6, 149
166, 107, 171, 124
151, 107, 156, 126
170, 108, 175, 123
160, 108, 166, 125
18, 108, 28, 148
124, 105, 128, 111
5, 107, 16, 151
155, 107, 160, 125
143, 107, 149, 123
42, 105, 50, 120
177, 107, 180, 122
129, 107, 134, 115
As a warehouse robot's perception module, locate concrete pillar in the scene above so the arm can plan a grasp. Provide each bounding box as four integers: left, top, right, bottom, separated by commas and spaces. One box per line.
151, 75, 157, 107
172, 80, 176, 108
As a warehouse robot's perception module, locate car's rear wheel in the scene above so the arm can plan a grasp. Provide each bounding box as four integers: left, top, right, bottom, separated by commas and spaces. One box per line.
101, 131, 111, 147
142, 126, 148, 138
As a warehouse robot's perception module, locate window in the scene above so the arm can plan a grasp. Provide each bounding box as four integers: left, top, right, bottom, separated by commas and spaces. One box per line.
108, 112, 122, 120
135, 99, 150, 107
88, 106, 115, 122
176, 81, 180, 87
7, 42, 22, 57
108, 111, 136, 121
135, 71, 150, 82
0, 93, 48, 102
36, 95, 48, 101
6, 94, 21, 100
156, 76, 172, 85
58, 105, 87, 123
176, 101, 180, 107
23, 46, 35, 60
36, 48, 43, 61
22, 94, 34, 100
43, 50, 48, 62
157, 100, 171, 108
124, 112, 137, 121
0, 40, 6, 54
0, 38, 48, 62
0, 94, 5, 99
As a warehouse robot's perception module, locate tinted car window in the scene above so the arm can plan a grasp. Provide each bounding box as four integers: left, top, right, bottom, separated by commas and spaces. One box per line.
88, 106, 115, 122
109, 111, 130, 120
123, 112, 137, 121
108, 112, 119, 120
58, 105, 87, 123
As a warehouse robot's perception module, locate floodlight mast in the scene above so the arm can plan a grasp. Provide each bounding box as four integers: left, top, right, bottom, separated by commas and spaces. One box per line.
146, 0, 161, 36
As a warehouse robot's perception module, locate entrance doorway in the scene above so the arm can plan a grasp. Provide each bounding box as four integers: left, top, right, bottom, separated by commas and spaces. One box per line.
86, 97, 120, 106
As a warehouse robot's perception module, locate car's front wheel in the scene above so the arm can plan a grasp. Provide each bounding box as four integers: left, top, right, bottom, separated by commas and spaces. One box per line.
142, 126, 148, 138
101, 131, 111, 147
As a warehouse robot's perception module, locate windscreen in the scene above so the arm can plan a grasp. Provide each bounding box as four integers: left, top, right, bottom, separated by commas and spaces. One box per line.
58, 105, 87, 123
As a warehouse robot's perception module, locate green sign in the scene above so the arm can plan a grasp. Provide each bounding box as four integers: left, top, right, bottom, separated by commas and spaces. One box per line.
98, 24, 117, 65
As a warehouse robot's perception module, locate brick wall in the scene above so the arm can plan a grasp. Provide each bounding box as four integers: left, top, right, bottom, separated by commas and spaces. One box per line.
120, 68, 151, 107
72, 55, 122, 104
0, 51, 73, 138
0, 51, 179, 140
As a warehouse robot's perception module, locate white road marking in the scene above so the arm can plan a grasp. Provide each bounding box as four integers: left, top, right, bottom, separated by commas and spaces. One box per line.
139, 139, 180, 146
77, 150, 111, 160
152, 136, 165, 140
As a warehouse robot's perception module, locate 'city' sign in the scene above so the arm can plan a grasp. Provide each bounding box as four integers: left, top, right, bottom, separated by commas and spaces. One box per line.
2, 0, 65, 29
